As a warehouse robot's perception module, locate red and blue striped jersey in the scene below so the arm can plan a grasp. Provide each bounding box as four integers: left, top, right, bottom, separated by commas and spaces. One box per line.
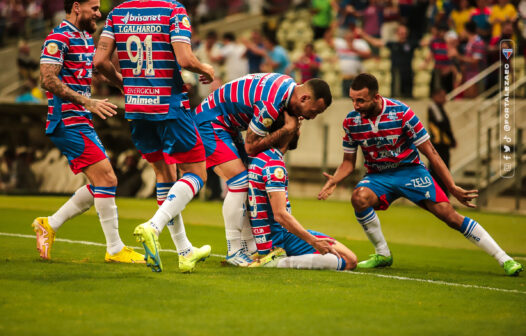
343, 97, 430, 173
101, 0, 191, 120
194, 73, 296, 134
248, 148, 291, 255
40, 20, 95, 134
430, 37, 452, 71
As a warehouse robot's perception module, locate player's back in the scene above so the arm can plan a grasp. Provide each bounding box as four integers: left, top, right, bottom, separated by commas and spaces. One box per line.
248, 148, 290, 254
102, 0, 191, 120
194, 73, 296, 131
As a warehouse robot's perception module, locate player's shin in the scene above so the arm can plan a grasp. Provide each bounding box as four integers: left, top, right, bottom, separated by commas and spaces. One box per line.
459, 217, 512, 265
93, 186, 125, 255
149, 173, 203, 234
223, 171, 249, 255
48, 184, 94, 231
355, 207, 390, 256
156, 182, 193, 255
277, 253, 345, 270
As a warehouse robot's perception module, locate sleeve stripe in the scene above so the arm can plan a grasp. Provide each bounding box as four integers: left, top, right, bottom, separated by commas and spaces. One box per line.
40, 59, 63, 65
413, 133, 430, 146
343, 148, 357, 153
171, 37, 191, 44
249, 121, 267, 137
266, 187, 286, 193
100, 32, 115, 39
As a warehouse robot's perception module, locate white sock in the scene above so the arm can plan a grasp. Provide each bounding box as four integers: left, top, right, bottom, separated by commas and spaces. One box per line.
355, 208, 390, 257
223, 171, 249, 255
460, 217, 512, 266
149, 173, 203, 234
167, 214, 193, 256
48, 185, 94, 231
92, 186, 124, 255
241, 215, 257, 254
156, 182, 194, 256
277, 253, 342, 270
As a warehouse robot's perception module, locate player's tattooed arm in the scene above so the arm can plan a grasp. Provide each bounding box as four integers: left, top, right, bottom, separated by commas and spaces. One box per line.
245, 113, 299, 156
245, 126, 294, 157
40, 63, 118, 120
40, 63, 88, 106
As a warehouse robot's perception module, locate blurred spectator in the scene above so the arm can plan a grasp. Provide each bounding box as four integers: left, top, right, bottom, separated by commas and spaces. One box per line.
311, 0, 334, 40
360, 25, 418, 98
520, 0, 526, 56
0, 148, 37, 192
242, 30, 265, 73
262, 34, 291, 74
43, 0, 66, 29
293, 43, 321, 83
427, 23, 455, 93
15, 78, 43, 104
17, 40, 38, 81
337, 0, 358, 32
470, 0, 492, 41
361, 0, 382, 57
26, 0, 44, 37
450, 0, 474, 35
218, 32, 248, 82
0, 0, 9, 46
194, 30, 222, 98
489, 0, 518, 39
427, 88, 456, 196
381, 0, 400, 43
454, 20, 486, 97
334, 29, 371, 96
7, 0, 26, 39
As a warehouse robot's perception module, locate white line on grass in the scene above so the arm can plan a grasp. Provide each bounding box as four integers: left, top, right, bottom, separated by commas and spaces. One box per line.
2, 232, 525, 295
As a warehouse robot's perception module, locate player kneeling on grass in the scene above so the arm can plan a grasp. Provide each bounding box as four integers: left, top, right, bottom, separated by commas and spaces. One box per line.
318, 73, 522, 276
247, 115, 357, 270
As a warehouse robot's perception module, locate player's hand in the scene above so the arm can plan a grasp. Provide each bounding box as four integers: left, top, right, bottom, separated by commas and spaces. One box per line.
199, 63, 215, 84
450, 185, 478, 208
311, 237, 340, 257
85, 98, 118, 120
318, 172, 336, 200
283, 110, 299, 134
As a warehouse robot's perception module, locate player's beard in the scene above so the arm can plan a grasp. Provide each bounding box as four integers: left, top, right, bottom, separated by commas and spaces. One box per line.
78, 15, 97, 34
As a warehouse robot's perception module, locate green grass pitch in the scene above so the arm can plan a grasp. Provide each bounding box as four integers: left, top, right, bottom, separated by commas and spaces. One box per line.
0, 195, 525, 335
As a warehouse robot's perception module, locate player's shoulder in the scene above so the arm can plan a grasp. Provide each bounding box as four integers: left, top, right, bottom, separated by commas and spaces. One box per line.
384, 97, 411, 113
343, 110, 360, 126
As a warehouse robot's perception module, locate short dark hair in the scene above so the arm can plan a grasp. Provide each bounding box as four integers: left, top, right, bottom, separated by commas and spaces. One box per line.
64, 0, 90, 14
305, 78, 332, 107
465, 20, 477, 34
351, 73, 379, 96
223, 32, 235, 41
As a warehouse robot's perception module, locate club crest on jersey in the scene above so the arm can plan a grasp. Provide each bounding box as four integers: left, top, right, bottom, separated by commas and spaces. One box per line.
182, 16, 191, 28
46, 43, 59, 55
263, 118, 273, 128
274, 168, 285, 179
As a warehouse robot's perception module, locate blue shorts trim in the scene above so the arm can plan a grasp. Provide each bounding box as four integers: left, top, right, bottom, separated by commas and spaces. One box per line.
278, 230, 333, 256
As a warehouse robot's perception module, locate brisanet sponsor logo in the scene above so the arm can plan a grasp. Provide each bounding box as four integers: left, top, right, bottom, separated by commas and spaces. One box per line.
122, 12, 162, 25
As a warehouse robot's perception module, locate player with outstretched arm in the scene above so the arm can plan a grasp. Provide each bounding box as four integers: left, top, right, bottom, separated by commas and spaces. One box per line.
318, 73, 522, 276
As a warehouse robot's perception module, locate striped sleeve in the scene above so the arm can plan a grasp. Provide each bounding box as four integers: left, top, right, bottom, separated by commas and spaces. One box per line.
262, 161, 287, 193
40, 32, 69, 65
170, 5, 192, 44
402, 108, 430, 146
101, 10, 115, 40
342, 117, 358, 154
249, 101, 280, 136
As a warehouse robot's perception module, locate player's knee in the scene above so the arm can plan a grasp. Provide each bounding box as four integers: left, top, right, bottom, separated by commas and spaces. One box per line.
351, 189, 371, 211
343, 253, 358, 270
103, 170, 118, 187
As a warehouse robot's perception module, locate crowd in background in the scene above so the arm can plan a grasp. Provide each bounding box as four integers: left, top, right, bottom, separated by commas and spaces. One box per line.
2, 0, 526, 195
